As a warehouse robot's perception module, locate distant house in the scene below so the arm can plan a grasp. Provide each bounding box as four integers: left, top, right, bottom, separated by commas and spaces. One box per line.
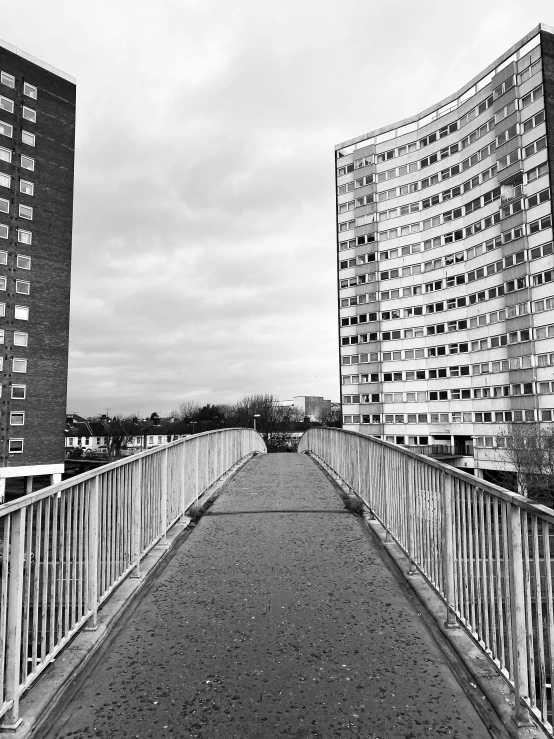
64, 414, 191, 454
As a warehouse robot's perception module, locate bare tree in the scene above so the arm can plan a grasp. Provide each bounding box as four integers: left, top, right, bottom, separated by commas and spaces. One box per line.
497, 423, 554, 501
172, 401, 201, 421
316, 406, 342, 428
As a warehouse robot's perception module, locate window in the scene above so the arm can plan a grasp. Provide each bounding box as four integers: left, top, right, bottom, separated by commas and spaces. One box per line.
17, 229, 31, 244
20, 180, 33, 196
0, 96, 13, 114
20, 155, 34, 171
18, 204, 33, 221
0, 146, 11, 164
15, 280, 30, 295
0, 198, 8, 214
10, 411, 24, 425
23, 83, 37, 99
16, 255, 30, 270
0, 224, 7, 239
12, 358, 26, 373
0, 120, 13, 138
8, 439, 23, 453
22, 107, 36, 123
13, 331, 27, 346
21, 131, 35, 147
14, 305, 28, 320
0, 173, 10, 188
1, 72, 14, 88
11, 385, 25, 399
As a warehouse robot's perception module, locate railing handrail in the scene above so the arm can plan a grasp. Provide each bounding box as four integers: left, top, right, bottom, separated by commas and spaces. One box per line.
0, 427, 266, 728
298, 427, 554, 732
0, 428, 259, 517
307, 426, 554, 521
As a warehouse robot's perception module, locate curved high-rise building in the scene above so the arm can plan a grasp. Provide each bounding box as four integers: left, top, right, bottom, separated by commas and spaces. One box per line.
335, 24, 554, 486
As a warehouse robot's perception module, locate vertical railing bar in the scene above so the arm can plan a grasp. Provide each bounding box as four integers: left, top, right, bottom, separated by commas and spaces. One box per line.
4, 508, 26, 729
485, 493, 498, 663
21, 504, 34, 684
443, 472, 456, 627
86, 477, 99, 630
532, 516, 546, 720
508, 503, 530, 725
543, 520, 554, 729
64, 493, 72, 638
41, 498, 51, 660
70, 490, 78, 631
522, 510, 535, 710
31, 500, 43, 673
0, 515, 12, 706
479, 489, 490, 648
493, 496, 505, 672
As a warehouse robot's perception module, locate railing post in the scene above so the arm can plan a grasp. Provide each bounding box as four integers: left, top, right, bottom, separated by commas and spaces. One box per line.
383, 450, 392, 542
195, 438, 200, 501
442, 473, 457, 627
158, 448, 169, 548
406, 457, 417, 575
508, 503, 531, 726
180, 440, 187, 519
85, 477, 99, 629
4, 508, 26, 730
131, 457, 142, 576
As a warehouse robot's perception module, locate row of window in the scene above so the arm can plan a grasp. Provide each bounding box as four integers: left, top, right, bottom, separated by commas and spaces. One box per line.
0, 173, 34, 195
340, 250, 550, 303
0, 276, 30, 294
0, 357, 28, 372
338, 164, 545, 252
342, 320, 549, 356
369, 179, 548, 240
0, 329, 28, 345
343, 379, 550, 403
337, 81, 544, 181
342, 295, 544, 329
0, 225, 33, 245
338, 67, 540, 175
1, 72, 37, 99
343, 409, 551, 426
342, 348, 550, 372
0, 303, 28, 320
344, 246, 528, 288
0, 251, 31, 269
0, 199, 33, 219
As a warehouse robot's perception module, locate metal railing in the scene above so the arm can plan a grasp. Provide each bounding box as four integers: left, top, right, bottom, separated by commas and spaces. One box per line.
299, 428, 554, 732
501, 183, 524, 204
0, 428, 265, 729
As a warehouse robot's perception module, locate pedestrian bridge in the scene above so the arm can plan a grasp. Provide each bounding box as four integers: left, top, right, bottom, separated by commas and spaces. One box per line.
0, 428, 552, 738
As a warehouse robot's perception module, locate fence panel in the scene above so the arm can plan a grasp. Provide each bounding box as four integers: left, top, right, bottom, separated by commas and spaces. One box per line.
0, 428, 265, 728
299, 427, 554, 733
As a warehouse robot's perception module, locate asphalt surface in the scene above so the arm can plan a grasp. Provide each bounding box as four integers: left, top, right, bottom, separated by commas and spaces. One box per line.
42, 453, 494, 739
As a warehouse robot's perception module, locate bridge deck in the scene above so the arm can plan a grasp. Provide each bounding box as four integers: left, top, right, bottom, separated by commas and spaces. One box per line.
43, 453, 493, 738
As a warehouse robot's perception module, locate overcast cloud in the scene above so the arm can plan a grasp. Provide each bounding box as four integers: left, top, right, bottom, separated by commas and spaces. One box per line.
1, 0, 552, 416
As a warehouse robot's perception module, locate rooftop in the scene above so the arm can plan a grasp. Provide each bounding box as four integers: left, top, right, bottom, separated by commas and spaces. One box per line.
0, 36, 75, 84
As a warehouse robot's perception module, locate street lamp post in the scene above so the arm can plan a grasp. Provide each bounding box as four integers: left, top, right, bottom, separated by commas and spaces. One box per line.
253, 414, 261, 432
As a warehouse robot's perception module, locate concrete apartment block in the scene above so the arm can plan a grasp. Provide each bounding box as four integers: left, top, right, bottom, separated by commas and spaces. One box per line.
335, 24, 554, 487
0, 40, 75, 501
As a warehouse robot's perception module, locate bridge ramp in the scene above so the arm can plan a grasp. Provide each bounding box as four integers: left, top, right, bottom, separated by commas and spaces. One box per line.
42, 453, 494, 738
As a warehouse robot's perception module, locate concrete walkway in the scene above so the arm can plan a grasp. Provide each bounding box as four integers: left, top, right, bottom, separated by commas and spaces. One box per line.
42, 453, 494, 739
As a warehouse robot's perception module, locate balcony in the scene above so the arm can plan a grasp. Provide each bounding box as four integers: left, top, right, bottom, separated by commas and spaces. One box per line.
501, 183, 524, 205
406, 443, 474, 458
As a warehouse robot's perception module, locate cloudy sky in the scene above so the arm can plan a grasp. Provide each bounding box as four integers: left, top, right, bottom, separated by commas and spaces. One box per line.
2, 0, 552, 416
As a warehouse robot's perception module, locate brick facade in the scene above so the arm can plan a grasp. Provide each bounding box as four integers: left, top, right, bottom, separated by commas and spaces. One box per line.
0, 45, 75, 469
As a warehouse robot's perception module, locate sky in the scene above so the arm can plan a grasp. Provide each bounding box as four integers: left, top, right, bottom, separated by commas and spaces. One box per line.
1, 0, 552, 417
